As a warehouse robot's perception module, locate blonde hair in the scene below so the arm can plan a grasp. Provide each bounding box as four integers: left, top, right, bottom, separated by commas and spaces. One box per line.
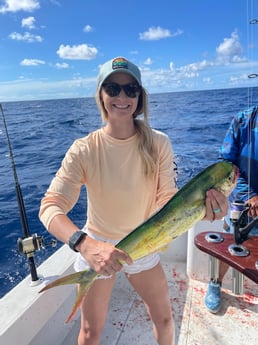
96, 87, 157, 177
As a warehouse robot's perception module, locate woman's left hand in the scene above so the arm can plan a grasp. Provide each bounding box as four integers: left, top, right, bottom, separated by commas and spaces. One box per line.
203, 189, 229, 221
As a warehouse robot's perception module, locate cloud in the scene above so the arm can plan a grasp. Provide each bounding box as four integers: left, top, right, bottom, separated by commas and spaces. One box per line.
22, 16, 36, 29
168, 59, 211, 79
166, 31, 247, 83
169, 62, 175, 72
56, 43, 98, 60
55, 62, 69, 69
229, 73, 249, 84
20, 58, 45, 66
216, 31, 243, 62
83, 25, 93, 33
202, 77, 212, 84
9, 31, 43, 42
0, 75, 97, 101
139, 26, 183, 41
144, 57, 153, 65
0, 0, 40, 13
178, 60, 210, 74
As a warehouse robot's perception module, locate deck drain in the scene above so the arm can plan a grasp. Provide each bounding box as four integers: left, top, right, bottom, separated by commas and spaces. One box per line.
228, 244, 249, 257
205, 232, 224, 243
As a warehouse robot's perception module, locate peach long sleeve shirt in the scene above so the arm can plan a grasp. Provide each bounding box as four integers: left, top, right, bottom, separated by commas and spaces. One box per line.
39, 128, 178, 240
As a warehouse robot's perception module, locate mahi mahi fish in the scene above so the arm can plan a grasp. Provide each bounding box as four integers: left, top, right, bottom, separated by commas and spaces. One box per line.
39, 161, 238, 323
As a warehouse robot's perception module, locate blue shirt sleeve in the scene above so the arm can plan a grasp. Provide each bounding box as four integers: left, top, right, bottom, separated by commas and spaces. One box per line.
219, 107, 258, 203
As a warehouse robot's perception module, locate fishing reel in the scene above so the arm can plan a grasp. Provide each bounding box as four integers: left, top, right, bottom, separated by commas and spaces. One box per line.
17, 234, 57, 257
17, 234, 57, 284
230, 200, 258, 244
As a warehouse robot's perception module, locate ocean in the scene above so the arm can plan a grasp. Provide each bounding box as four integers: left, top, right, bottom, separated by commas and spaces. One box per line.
0, 87, 257, 298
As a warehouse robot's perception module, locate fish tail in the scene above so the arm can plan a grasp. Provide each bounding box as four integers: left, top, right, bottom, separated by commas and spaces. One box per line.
65, 270, 99, 323
65, 282, 90, 323
39, 271, 88, 292
39, 269, 98, 323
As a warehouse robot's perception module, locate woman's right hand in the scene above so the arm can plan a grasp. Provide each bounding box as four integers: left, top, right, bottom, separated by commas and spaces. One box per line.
77, 236, 133, 276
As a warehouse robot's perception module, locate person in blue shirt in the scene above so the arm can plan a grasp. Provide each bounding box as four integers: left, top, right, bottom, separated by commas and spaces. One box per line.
205, 105, 258, 313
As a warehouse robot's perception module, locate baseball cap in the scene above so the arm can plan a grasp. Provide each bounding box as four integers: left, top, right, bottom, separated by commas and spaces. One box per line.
97, 57, 142, 89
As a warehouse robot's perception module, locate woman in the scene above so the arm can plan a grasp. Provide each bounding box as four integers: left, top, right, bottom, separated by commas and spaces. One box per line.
39, 57, 228, 345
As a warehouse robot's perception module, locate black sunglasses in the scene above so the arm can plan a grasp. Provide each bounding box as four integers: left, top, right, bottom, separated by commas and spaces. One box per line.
102, 82, 141, 98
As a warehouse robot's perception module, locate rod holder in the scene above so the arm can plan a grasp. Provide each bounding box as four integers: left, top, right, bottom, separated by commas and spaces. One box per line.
205, 233, 224, 282
228, 244, 250, 257
205, 232, 224, 244
227, 244, 249, 295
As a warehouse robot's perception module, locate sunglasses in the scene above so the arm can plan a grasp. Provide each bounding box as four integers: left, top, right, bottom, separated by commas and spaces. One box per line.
102, 82, 141, 98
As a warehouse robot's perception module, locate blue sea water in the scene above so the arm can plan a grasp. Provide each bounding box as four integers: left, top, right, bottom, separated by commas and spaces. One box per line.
0, 87, 257, 298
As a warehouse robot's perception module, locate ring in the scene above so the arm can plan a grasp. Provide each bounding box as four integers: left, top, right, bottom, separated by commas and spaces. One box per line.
213, 208, 221, 213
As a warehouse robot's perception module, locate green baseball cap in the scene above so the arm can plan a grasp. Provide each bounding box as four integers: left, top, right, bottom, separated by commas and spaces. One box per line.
97, 57, 142, 88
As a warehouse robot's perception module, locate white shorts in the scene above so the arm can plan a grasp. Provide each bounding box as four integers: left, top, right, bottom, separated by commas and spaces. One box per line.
74, 228, 160, 278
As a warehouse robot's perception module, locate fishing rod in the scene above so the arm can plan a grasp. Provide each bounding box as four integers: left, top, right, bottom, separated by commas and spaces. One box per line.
0, 103, 56, 285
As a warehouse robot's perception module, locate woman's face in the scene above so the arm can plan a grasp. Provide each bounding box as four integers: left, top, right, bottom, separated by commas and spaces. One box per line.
100, 72, 140, 122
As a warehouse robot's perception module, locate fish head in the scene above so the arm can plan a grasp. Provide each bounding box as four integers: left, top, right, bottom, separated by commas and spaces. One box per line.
217, 163, 239, 197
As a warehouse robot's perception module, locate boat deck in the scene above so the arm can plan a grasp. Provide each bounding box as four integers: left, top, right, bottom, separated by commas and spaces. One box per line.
62, 261, 258, 345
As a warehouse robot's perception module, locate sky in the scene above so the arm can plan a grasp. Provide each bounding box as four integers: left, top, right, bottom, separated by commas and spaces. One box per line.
0, 0, 258, 102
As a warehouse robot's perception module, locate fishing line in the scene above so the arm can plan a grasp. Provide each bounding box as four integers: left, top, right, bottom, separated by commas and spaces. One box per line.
245, 0, 258, 231
247, 1, 257, 204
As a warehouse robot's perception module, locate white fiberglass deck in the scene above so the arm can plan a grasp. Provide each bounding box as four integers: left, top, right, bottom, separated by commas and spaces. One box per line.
1, 222, 257, 345
62, 261, 258, 345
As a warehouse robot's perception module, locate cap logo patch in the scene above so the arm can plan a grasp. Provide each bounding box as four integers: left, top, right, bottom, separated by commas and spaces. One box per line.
112, 57, 128, 70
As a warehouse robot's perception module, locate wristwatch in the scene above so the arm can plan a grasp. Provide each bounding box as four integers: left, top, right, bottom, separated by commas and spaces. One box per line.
68, 230, 87, 252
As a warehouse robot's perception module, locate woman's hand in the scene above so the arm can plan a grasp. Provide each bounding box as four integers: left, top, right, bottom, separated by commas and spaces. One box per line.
203, 189, 229, 221
246, 195, 258, 218
77, 236, 133, 276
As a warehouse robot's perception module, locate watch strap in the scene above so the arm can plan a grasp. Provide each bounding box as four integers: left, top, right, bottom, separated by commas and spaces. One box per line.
68, 230, 87, 252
